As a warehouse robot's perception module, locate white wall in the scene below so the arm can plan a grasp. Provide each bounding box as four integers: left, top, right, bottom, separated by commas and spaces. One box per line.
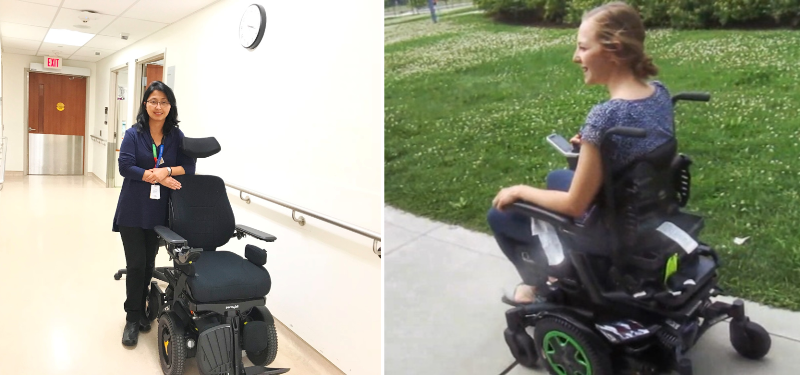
92, 1, 382, 374
0, 53, 96, 172
1, 39, 4, 141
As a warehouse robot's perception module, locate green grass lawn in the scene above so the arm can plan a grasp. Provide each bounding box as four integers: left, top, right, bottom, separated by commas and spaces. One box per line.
385, 13, 800, 310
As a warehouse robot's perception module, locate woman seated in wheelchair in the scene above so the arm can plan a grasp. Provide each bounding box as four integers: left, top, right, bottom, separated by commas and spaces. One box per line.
488, 1, 675, 306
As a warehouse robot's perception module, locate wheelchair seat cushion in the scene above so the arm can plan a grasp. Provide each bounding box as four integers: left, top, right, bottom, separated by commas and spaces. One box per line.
187, 251, 271, 303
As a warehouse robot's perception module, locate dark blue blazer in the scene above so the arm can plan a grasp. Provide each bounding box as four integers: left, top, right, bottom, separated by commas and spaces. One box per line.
112, 124, 196, 232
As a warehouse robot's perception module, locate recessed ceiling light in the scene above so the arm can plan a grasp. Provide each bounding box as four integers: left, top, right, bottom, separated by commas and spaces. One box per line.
44, 29, 95, 47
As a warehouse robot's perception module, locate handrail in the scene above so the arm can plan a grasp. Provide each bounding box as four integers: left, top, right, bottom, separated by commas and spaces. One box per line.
224, 182, 382, 258
90, 134, 107, 145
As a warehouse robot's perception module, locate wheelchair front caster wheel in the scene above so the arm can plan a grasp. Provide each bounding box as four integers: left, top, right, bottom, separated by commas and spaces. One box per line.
504, 329, 538, 368
114, 273, 122, 280
730, 319, 771, 360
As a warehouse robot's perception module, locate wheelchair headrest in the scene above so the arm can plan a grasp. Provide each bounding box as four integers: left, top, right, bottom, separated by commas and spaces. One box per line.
182, 137, 221, 158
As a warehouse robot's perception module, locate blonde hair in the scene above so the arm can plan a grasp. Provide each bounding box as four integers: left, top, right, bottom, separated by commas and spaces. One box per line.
583, 2, 658, 80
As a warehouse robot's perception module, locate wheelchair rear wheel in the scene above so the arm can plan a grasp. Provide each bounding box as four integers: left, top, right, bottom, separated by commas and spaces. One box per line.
534, 316, 613, 375
159, 312, 187, 375
245, 321, 278, 365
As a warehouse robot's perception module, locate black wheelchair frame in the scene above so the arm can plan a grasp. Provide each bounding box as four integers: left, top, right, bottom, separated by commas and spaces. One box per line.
113, 137, 290, 375
502, 93, 772, 375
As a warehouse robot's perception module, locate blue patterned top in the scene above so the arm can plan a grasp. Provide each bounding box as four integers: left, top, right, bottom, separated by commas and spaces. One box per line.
579, 81, 674, 172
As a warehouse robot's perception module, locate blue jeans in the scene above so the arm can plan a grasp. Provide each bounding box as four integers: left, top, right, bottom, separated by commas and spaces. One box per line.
487, 169, 574, 287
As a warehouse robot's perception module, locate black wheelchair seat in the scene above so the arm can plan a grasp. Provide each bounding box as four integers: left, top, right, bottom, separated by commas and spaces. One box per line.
187, 251, 271, 303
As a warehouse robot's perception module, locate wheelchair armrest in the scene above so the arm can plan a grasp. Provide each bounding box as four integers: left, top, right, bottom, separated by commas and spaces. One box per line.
245, 244, 267, 266
155, 225, 188, 247
509, 201, 577, 231
235, 224, 277, 242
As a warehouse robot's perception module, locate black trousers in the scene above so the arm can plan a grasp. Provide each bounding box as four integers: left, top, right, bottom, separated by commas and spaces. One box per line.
119, 226, 159, 322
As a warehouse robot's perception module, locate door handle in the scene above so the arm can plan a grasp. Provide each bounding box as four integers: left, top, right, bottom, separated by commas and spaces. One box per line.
29, 127, 36, 131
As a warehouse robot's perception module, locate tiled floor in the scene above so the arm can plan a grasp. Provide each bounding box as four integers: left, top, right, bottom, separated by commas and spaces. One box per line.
0, 174, 332, 374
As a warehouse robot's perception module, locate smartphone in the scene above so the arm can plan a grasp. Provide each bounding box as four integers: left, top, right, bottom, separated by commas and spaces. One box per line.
546, 134, 579, 157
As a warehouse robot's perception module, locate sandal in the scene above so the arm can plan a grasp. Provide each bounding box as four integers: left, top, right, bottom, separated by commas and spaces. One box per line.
501, 283, 546, 307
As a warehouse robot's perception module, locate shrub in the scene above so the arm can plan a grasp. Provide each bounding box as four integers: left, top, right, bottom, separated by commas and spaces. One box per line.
474, 0, 800, 28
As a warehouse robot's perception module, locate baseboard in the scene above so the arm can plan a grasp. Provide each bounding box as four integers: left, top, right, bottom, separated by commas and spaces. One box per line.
3, 171, 23, 176
273, 317, 346, 375
89, 172, 105, 186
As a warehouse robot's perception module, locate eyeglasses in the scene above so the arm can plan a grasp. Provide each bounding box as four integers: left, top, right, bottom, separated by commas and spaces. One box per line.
146, 100, 171, 108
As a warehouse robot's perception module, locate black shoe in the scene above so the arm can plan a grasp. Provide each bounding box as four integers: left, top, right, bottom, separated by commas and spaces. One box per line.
139, 315, 151, 332
122, 321, 139, 346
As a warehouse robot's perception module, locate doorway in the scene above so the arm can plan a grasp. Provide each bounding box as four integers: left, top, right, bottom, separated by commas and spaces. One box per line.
27, 72, 87, 175
108, 67, 129, 188
143, 59, 164, 93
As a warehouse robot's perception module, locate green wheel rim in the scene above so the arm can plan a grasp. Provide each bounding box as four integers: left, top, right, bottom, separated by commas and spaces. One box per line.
542, 330, 592, 375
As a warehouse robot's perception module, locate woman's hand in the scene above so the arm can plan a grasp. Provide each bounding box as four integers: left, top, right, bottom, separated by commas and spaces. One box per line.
142, 170, 158, 184
151, 168, 170, 182
569, 133, 582, 145
160, 177, 182, 190
492, 185, 522, 210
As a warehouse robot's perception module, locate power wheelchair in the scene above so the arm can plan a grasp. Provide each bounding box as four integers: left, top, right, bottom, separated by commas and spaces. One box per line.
113, 137, 290, 375
503, 92, 771, 375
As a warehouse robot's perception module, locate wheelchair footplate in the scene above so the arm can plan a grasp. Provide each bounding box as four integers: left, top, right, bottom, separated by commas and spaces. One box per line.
244, 367, 290, 375
196, 324, 290, 375
197, 324, 235, 374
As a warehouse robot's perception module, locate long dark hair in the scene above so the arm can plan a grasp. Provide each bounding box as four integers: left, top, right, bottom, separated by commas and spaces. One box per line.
134, 81, 180, 135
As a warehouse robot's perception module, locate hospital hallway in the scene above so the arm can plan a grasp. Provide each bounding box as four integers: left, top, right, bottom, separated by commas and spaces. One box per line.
0, 174, 340, 374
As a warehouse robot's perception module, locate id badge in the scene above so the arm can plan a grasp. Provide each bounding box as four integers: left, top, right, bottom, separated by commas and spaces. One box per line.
150, 184, 161, 200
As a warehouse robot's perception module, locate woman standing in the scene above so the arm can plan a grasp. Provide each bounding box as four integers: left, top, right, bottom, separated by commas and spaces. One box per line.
113, 81, 196, 346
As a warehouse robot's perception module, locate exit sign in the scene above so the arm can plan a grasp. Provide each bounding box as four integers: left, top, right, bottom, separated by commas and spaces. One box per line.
45, 56, 62, 69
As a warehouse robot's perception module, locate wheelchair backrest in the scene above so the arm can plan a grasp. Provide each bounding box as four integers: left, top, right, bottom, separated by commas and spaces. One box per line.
596, 137, 693, 248
169, 175, 235, 251
168, 137, 233, 251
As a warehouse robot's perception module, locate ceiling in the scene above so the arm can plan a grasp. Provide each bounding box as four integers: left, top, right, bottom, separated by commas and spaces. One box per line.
0, 0, 220, 62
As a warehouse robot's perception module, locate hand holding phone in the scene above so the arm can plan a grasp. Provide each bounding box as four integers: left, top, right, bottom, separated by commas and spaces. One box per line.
546, 134, 579, 157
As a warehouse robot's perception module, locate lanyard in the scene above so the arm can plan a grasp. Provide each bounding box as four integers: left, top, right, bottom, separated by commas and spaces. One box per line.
152, 143, 164, 168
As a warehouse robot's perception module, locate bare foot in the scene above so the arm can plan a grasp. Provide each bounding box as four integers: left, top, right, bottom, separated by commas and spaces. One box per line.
514, 284, 538, 304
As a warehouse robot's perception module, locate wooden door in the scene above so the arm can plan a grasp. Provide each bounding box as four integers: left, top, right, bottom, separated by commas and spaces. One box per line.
146, 64, 164, 86
28, 72, 87, 174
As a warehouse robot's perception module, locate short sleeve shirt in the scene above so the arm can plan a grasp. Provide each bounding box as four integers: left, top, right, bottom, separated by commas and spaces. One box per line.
579, 80, 674, 172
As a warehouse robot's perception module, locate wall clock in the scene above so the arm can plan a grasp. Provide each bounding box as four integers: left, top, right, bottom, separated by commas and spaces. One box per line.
239, 4, 266, 49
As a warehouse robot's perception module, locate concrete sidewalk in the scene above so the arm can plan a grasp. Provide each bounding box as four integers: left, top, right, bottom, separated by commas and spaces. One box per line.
384, 206, 800, 374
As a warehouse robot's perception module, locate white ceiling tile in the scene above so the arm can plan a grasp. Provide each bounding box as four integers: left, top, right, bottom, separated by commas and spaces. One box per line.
61, 0, 139, 16
37, 42, 80, 56
50, 8, 116, 35
1, 36, 42, 50
66, 54, 103, 62
0, 22, 49, 41
1, 47, 38, 56
71, 45, 116, 57
0, 1, 58, 28
83, 34, 131, 50
97, 17, 167, 42
17, 0, 62, 6
122, 0, 219, 24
